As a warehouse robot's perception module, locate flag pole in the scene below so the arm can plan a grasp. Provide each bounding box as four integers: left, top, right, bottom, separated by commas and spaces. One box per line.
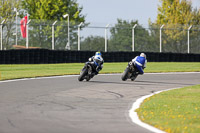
26, 14, 29, 48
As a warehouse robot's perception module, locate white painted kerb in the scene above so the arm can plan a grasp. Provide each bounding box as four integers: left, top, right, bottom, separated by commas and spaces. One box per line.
129, 88, 180, 133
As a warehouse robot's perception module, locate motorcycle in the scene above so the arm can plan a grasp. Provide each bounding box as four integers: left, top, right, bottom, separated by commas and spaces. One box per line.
78, 62, 97, 81
121, 61, 139, 81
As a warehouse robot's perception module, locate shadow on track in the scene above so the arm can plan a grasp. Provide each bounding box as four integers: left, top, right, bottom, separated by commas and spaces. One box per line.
85, 80, 194, 86
88, 80, 153, 86
135, 80, 195, 86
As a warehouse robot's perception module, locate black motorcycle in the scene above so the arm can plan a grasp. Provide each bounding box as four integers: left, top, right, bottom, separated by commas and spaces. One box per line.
78, 62, 97, 81
121, 61, 139, 81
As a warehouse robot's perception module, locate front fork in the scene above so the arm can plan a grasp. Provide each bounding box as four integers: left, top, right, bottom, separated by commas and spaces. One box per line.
83, 64, 93, 77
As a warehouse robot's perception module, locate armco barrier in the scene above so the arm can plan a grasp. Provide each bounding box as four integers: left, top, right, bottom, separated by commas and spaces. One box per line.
0, 49, 199, 64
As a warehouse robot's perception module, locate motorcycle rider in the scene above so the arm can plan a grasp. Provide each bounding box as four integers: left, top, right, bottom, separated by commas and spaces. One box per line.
131, 53, 147, 75
88, 51, 104, 76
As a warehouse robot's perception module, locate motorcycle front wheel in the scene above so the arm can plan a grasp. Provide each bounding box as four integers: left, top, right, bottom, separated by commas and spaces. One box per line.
78, 68, 88, 81
121, 67, 130, 81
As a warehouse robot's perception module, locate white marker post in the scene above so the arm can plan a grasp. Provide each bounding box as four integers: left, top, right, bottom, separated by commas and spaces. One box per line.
187, 25, 192, 54
105, 24, 110, 52
14, 8, 19, 46
0, 19, 5, 50
26, 19, 31, 48
78, 22, 83, 51
52, 20, 57, 50
160, 24, 164, 53
132, 24, 137, 52
63, 14, 70, 50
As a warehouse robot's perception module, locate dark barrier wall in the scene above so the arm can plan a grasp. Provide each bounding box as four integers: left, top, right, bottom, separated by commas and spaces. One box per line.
0, 49, 199, 64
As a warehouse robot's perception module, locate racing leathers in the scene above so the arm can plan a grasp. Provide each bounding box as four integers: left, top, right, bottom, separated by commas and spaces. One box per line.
88, 55, 104, 75
132, 56, 147, 75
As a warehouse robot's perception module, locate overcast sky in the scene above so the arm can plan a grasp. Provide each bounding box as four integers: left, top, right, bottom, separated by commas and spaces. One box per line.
77, 0, 200, 27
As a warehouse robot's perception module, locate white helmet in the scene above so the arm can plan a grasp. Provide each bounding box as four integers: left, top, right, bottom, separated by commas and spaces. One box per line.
140, 53, 146, 58
95, 51, 102, 56
94, 55, 103, 65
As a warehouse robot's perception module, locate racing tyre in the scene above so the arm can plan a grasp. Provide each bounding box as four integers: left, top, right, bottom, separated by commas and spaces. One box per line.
86, 76, 91, 81
131, 74, 138, 81
78, 68, 87, 81
121, 67, 129, 81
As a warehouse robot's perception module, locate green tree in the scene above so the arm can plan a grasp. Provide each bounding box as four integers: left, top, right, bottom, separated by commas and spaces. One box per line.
80, 36, 105, 51
21, 0, 86, 50
154, 0, 200, 53
109, 19, 156, 52
0, 0, 21, 49
21, 0, 85, 22
157, 0, 195, 25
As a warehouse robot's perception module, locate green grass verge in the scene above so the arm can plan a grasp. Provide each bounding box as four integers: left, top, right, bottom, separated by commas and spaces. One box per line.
0, 63, 84, 80
136, 85, 200, 133
145, 62, 200, 73
0, 62, 199, 80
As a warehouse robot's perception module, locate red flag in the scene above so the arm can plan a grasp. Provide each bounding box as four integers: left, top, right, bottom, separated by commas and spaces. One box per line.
20, 16, 27, 38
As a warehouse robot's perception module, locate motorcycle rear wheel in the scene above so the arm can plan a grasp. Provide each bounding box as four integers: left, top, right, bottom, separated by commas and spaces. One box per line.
131, 74, 138, 81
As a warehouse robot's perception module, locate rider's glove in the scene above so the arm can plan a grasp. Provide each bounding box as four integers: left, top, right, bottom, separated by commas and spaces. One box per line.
89, 58, 92, 62
129, 61, 133, 66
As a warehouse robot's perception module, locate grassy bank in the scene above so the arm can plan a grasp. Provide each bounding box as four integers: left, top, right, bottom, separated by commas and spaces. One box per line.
136, 85, 200, 133
0, 62, 200, 80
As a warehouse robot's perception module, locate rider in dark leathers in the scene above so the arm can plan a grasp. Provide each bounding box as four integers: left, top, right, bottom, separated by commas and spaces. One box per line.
88, 51, 104, 76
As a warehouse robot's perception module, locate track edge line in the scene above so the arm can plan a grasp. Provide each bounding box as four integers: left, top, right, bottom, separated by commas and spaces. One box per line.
129, 87, 181, 133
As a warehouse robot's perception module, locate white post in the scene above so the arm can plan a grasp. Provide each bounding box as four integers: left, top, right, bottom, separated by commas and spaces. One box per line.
188, 25, 192, 54
132, 24, 137, 51
105, 24, 109, 52
68, 14, 70, 50
26, 19, 31, 48
1, 20, 5, 50
52, 20, 57, 50
0, 23, 2, 50
78, 22, 83, 51
160, 24, 164, 53
63, 14, 70, 50
14, 8, 18, 45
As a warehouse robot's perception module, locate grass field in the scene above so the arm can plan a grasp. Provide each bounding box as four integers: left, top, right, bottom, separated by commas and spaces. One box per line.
136, 85, 200, 133
0, 62, 200, 80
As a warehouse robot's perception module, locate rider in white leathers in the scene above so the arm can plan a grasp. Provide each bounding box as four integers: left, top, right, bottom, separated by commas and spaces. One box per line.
88, 51, 104, 75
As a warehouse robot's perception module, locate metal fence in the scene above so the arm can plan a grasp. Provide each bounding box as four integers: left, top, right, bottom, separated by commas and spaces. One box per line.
0, 19, 200, 54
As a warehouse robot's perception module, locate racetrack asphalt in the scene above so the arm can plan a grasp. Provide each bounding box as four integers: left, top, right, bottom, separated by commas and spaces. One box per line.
0, 73, 199, 133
